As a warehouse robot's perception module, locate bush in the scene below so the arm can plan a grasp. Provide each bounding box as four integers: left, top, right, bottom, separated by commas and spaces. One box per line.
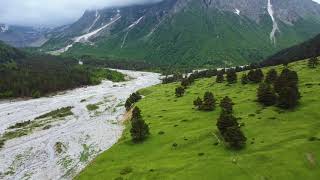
277, 87, 300, 109
125, 92, 142, 111
308, 57, 319, 68
193, 97, 203, 110
241, 74, 249, 85
220, 96, 233, 113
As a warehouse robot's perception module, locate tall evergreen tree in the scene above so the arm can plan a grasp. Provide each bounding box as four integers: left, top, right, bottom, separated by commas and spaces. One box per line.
241, 74, 249, 85
175, 86, 185, 97
220, 96, 233, 113
223, 126, 247, 149
257, 83, 277, 106
308, 57, 319, 68
265, 69, 278, 84
193, 97, 203, 110
217, 111, 239, 135
277, 87, 300, 109
226, 69, 237, 84
130, 107, 149, 142
274, 68, 299, 94
216, 73, 224, 83
200, 92, 216, 111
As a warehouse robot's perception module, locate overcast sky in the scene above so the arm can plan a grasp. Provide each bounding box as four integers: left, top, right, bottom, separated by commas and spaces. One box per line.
0, 0, 162, 27
0, 0, 320, 27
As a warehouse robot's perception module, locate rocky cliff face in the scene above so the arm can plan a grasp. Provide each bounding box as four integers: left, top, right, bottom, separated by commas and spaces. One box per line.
41, 0, 320, 67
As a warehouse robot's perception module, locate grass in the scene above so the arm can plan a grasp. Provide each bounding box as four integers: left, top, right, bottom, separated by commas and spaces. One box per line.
77, 60, 320, 180
86, 104, 99, 111
35, 106, 74, 119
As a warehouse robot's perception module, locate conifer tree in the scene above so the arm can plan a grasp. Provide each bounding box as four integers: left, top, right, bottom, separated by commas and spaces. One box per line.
223, 126, 247, 149
241, 74, 249, 85
216, 73, 224, 83
130, 107, 149, 142
220, 96, 233, 113
217, 111, 239, 135
308, 57, 319, 68
226, 69, 237, 84
257, 83, 277, 106
201, 92, 216, 111
175, 86, 185, 97
193, 97, 203, 109
277, 86, 300, 109
265, 69, 278, 84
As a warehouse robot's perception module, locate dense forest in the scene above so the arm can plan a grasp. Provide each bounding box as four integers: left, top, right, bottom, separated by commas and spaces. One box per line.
0, 41, 125, 99
263, 33, 320, 66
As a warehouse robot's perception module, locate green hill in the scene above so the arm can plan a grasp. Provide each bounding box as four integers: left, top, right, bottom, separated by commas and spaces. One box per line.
76, 60, 320, 180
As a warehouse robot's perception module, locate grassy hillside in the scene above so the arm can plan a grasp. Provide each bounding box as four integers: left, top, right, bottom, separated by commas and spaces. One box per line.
77, 60, 320, 180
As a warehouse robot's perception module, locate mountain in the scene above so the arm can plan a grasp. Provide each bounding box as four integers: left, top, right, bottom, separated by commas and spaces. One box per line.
0, 24, 48, 47
263, 33, 320, 66
41, 0, 320, 67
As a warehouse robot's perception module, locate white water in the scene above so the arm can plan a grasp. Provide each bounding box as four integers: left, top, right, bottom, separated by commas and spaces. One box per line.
0, 70, 161, 180
267, 0, 280, 45
234, 9, 240, 15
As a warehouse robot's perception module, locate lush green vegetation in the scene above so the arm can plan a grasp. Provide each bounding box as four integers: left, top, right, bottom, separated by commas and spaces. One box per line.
35, 107, 74, 119
77, 60, 320, 179
0, 42, 125, 99
264, 34, 320, 66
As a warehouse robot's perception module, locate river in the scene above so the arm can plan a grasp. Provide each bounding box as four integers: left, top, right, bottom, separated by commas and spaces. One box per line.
0, 70, 161, 180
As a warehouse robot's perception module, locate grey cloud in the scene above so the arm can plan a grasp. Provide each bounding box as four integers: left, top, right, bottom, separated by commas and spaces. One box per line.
0, 0, 163, 27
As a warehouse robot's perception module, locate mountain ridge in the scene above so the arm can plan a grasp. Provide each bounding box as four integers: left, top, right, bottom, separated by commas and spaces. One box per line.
40, 0, 320, 67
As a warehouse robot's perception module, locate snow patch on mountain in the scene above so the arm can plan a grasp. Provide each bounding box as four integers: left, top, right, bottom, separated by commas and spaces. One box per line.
121, 16, 144, 48
234, 9, 240, 15
267, 0, 280, 45
74, 15, 121, 43
86, 10, 101, 33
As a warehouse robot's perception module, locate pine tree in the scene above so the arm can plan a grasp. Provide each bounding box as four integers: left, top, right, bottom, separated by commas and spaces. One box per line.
277, 86, 300, 109
308, 57, 319, 68
217, 111, 239, 135
241, 74, 249, 85
257, 83, 277, 106
175, 86, 185, 97
255, 69, 264, 83
265, 69, 278, 84
247, 70, 256, 82
223, 126, 247, 149
216, 73, 224, 83
193, 97, 203, 109
226, 69, 237, 84
220, 96, 233, 113
274, 68, 299, 94
200, 92, 216, 111
130, 107, 149, 142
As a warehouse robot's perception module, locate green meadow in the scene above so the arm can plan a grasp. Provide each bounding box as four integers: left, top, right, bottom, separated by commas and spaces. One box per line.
77, 60, 320, 180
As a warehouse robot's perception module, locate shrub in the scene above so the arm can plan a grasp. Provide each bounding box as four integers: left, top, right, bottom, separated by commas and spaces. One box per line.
241, 74, 249, 85
193, 97, 203, 109
308, 57, 319, 68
